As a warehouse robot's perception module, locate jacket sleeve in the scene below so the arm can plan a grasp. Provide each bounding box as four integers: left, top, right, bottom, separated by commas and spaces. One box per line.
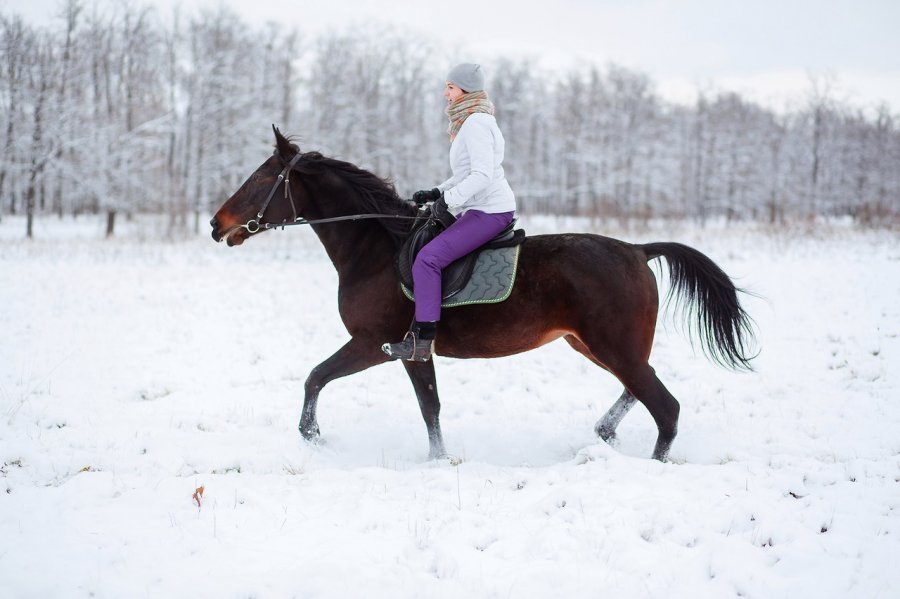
443, 117, 494, 209
436, 174, 458, 193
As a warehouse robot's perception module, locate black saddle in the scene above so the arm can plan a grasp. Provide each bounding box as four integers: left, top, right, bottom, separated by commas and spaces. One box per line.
396, 214, 525, 300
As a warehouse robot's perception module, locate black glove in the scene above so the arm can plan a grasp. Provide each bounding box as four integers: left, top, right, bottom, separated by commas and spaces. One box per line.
412, 188, 441, 205
431, 195, 457, 228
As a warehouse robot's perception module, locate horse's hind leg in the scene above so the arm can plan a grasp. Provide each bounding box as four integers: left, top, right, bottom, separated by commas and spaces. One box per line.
594, 389, 637, 444
617, 365, 681, 461
565, 335, 679, 461
565, 336, 636, 444
402, 360, 447, 459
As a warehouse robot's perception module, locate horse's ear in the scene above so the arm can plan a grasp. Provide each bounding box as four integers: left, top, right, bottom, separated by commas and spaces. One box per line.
272, 124, 295, 158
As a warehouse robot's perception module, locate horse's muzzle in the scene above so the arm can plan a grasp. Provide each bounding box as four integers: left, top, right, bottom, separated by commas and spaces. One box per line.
210, 218, 220, 240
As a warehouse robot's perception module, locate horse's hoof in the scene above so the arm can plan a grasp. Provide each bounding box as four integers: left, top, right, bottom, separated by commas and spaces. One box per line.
595, 425, 618, 445
430, 453, 463, 466
299, 423, 320, 441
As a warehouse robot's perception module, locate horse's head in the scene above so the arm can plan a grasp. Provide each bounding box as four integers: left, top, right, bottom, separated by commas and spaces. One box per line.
210, 126, 303, 246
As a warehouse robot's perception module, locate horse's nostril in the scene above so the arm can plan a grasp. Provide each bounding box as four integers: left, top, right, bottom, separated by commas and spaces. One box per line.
209, 217, 218, 228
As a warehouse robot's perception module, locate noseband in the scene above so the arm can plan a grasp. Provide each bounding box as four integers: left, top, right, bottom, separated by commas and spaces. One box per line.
238, 152, 422, 233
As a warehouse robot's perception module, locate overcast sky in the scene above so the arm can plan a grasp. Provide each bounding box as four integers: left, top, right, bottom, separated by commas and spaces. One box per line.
7, 0, 900, 112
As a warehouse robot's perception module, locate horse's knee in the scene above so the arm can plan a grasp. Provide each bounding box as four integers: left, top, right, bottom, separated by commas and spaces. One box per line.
304, 368, 325, 396
413, 251, 443, 276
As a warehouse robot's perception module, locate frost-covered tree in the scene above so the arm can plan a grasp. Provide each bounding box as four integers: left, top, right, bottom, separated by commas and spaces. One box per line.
0, 15, 32, 220
302, 28, 444, 196
490, 58, 548, 214
1, 1, 898, 235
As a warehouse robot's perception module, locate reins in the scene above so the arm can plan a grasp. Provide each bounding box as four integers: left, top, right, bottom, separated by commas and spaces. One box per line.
258, 212, 422, 230
240, 153, 422, 233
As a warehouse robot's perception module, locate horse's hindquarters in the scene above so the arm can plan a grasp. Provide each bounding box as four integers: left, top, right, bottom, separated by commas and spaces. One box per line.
433, 234, 659, 361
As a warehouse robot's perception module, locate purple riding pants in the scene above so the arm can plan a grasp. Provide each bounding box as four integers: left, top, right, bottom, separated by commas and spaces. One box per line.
413, 209, 515, 322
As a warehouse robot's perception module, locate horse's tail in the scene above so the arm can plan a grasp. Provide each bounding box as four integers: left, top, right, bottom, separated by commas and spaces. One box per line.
640, 242, 758, 371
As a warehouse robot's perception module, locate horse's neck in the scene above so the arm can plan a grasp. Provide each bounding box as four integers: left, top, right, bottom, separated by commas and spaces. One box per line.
313, 221, 396, 279
298, 179, 397, 279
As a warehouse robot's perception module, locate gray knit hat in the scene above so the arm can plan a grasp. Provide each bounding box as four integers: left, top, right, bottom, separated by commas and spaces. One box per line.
446, 63, 485, 92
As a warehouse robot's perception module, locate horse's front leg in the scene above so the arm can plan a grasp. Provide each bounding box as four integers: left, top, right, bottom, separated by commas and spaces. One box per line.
402, 360, 446, 459
300, 337, 390, 440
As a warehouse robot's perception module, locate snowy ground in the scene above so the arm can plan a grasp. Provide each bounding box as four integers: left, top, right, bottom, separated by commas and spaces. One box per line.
1, 215, 898, 599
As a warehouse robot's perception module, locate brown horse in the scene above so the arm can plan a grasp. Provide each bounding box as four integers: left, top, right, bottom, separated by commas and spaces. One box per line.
211, 127, 756, 462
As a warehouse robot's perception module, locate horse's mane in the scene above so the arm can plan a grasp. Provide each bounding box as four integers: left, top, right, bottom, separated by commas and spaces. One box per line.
292, 149, 418, 244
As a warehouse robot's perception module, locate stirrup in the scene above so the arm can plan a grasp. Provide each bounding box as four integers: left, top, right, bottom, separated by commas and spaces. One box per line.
381, 331, 434, 362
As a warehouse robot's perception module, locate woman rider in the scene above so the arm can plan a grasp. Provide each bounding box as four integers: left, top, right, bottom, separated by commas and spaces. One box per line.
382, 63, 517, 362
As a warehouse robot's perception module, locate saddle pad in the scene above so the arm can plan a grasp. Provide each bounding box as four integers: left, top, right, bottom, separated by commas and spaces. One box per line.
401, 245, 521, 308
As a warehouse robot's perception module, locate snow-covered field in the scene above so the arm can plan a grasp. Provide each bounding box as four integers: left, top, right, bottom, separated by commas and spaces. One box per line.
1, 216, 898, 599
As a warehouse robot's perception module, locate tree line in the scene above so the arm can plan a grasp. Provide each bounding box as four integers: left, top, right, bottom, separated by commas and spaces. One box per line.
2, 1, 898, 238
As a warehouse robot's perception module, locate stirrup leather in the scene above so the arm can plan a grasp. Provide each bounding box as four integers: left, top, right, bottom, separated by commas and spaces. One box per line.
381, 331, 434, 362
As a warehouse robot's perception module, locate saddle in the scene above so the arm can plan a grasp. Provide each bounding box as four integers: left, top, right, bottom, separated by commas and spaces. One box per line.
396, 214, 526, 300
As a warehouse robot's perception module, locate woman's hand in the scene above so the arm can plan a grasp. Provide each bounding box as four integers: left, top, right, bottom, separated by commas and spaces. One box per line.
412, 188, 442, 205
431, 196, 457, 228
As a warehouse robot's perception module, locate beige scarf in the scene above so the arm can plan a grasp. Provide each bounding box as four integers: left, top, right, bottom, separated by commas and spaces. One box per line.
446, 91, 494, 141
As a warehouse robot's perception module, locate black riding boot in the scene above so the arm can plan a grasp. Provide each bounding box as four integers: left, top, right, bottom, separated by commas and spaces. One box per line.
381, 321, 436, 362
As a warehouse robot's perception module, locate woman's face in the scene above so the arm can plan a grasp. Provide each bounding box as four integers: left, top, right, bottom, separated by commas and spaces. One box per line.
444, 82, 465, 104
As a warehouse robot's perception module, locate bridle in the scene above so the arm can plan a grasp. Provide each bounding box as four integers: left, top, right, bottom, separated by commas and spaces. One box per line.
238, 152, 422, 234
240, 152, 303, 234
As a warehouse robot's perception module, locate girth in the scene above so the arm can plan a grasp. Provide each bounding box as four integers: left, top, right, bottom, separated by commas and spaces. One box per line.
396, 218, 525, 300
